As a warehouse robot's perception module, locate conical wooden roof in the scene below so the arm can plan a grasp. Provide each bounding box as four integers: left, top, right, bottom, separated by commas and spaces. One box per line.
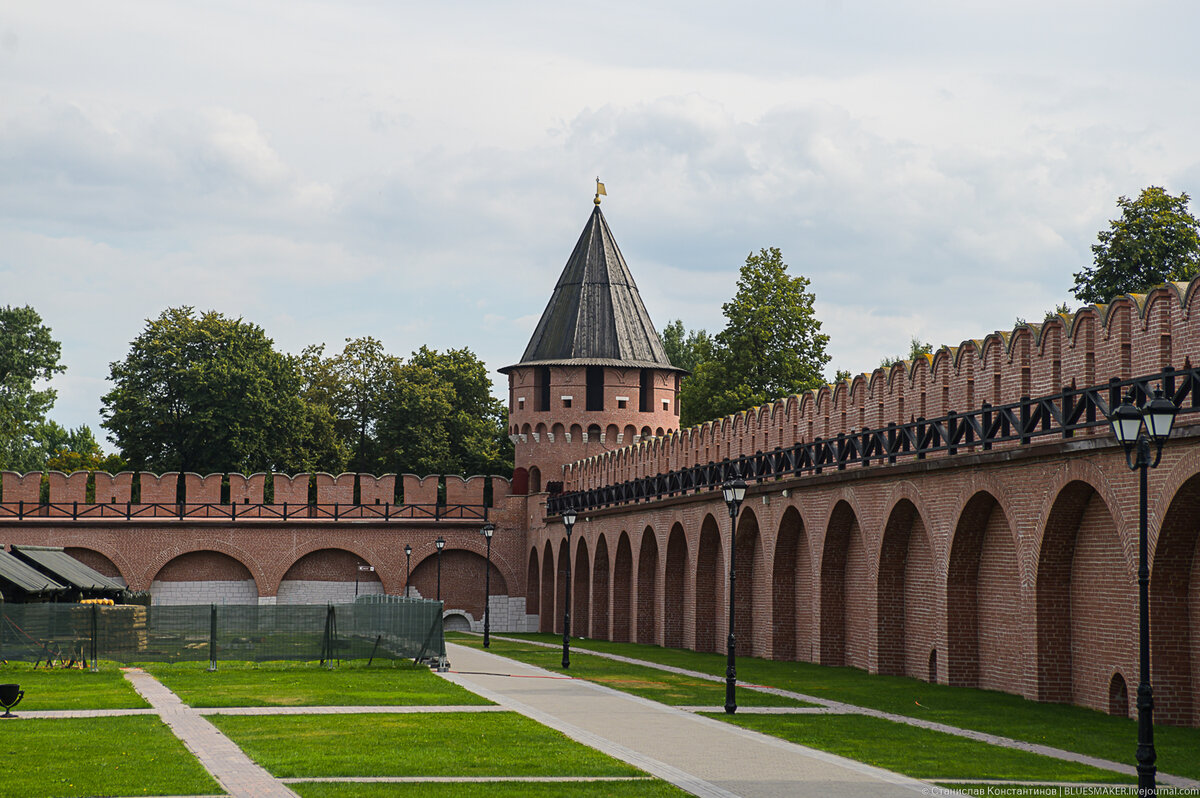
502, 206, 682, 373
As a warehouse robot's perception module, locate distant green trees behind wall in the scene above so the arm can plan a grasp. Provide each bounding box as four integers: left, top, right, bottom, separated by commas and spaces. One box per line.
1, 305, 512, 477
662, 247, 832, 428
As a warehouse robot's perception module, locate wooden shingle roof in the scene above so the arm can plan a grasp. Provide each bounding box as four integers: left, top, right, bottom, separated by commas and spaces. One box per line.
501, 206, 682, 374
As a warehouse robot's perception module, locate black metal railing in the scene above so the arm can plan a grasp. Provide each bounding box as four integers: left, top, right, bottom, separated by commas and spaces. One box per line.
0, 500, 490, 522
548, 367, 1200, 516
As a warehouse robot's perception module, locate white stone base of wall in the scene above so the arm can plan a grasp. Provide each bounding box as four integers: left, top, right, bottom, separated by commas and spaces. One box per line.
258, 596, 277, 606
276, 579, 384, 605
440, 595, 538, 633
150, 579, 257, 605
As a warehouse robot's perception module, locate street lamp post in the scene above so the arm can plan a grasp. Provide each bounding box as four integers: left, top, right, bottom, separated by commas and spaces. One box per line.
435, 537, 446, 602
404, 544, 412, 598
481, 522, 495, 648
722, 475, 747, 715
560, 506, 577, 669
1109, 387, 1178, 798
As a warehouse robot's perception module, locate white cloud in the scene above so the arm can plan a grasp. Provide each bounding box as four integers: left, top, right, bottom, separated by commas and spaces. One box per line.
2, 0, 1199, 439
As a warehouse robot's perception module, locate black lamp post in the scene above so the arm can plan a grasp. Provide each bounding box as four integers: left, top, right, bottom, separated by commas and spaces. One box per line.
404, 544, 412, 598
435, 536, 446, 602
1109, 387, 1178, 798
560, 506, 577, 669
481, 522, 495, 648
722, 474, 747, 715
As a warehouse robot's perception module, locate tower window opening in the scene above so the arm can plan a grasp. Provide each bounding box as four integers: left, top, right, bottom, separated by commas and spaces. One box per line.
639, 369, 652, 412
535, 366, 551, 412
587, 366, 605, 411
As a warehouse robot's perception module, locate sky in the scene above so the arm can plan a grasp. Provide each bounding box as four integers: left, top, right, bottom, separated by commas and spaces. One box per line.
4, 1, 1199, 448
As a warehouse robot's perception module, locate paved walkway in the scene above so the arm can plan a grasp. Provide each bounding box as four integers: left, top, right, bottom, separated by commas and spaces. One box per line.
122, 669, 300, 798
487, 634, 1200, 789
440, 642, 936, 798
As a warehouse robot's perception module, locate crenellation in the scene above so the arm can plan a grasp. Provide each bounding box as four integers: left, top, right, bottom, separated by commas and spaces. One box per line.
403, 474, 438, 506
567, 277, 1200, 492
272, 472, 310, 506
46, 471, 88, 513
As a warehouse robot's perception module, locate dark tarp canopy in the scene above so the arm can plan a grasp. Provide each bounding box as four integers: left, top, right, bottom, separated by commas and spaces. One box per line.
0, 546, 66, 599
10, 546, 124, 596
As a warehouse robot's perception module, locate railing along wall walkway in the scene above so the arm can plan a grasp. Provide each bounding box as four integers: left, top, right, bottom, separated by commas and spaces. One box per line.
0, 472, 513, 523
549, 367, 1200, 515
566, 279, 1200, 495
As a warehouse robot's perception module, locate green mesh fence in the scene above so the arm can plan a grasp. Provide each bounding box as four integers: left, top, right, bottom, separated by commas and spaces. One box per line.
0, 598, 445, 666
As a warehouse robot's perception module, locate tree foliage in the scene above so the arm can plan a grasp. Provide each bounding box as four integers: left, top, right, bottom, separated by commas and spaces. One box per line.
1072, 186, 1200, 304
300, 340, 512, 477
0, 305, 65, 471
41, 422, 127, 473
376, 346, 512, 476
101, 307, 318, 473
880, 337, 933, 369
674, 248, 831, 427
298, 337, 394, 472
660, 320, 713, 374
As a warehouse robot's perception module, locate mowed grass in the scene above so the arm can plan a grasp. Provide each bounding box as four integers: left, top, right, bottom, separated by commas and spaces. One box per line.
144, 659, 491, 707
212, 711, 645, 778
486, 633, 1200, 781
0, 662, 148, 710
292, 782, 691, 798
713, 713, 1131, 784
0, 716, 222, 798
449, 635, 810, 707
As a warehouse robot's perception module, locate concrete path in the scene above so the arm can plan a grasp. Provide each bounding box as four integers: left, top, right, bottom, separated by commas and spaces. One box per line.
440, 642, 937, 798
122, 668, 300, 798
488, 633, 1200, 789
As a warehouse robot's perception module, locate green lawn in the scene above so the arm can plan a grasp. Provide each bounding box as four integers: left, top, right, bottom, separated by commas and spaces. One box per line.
0, 716, 222, 798
292, 782, 690, 798
714, 713, 1131, 783
480, 633, 1200, 781
450, 636, 810, 707
213, 711, 646, 778
0, 662, 148, 710
145, 659, 491, 707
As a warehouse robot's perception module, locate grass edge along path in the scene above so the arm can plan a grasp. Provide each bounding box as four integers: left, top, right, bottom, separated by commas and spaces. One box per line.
710, 712, 1129, 784
447, 635, 811, 708
210, 711, 648, 779
470, 634, 1198, 787
0, 662, 150, 710
143, 659, 492, 707
0, 715, 224, 798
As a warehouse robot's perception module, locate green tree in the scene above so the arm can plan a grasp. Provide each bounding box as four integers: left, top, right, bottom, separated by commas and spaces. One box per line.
880, 337, 933, 369
375, 346, 512, 476
298, 337, 394, 472
660, 320, 713, 373
40, 422, 127, 473
1072, 186, 1200, 304
679, 248, 831, 426
0, 306, 65, 470
1015, 303, 1072, 327
101, 307, 319, 473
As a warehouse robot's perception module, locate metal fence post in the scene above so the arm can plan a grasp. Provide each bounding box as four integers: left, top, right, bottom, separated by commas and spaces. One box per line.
90, 603, 99, 671
208, 604, 218, 671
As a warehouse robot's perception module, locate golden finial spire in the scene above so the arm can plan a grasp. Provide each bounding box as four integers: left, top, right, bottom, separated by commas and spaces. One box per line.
594, 177, 607, 205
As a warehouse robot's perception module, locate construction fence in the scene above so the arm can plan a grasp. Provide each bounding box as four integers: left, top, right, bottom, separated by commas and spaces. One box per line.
0, 597, 446, 667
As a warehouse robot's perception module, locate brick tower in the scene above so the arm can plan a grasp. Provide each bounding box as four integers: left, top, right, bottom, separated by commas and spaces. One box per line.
501, 199, 685, 493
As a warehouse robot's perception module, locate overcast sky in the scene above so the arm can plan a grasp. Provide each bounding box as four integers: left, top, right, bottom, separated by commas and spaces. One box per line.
4, 1, 1199, 447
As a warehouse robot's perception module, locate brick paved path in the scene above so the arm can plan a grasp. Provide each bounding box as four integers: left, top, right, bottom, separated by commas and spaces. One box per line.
122, 668, 300, 798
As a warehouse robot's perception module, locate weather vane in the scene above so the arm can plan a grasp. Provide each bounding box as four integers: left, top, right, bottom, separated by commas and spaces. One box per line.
594, 177, 606, 205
